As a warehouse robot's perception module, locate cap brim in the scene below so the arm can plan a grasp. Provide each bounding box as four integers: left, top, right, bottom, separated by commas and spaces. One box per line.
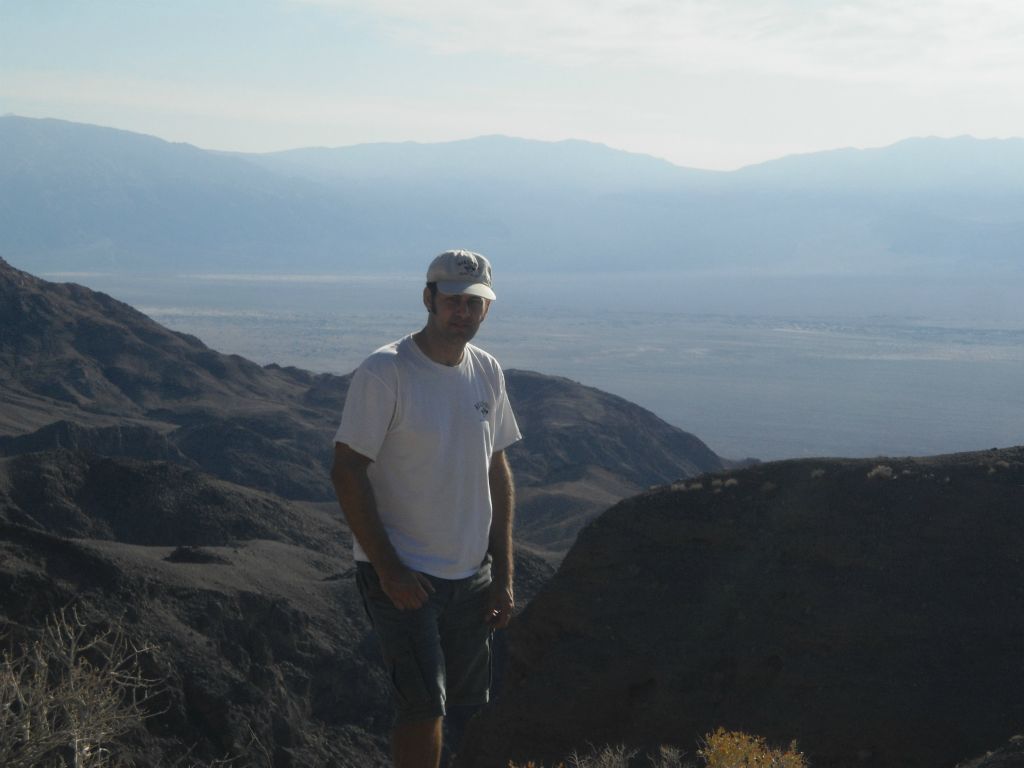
436, 281, 496, 301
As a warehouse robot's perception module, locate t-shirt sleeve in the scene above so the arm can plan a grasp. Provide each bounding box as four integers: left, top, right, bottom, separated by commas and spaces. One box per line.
492, 368, 522, 453
333, 362, 397, 461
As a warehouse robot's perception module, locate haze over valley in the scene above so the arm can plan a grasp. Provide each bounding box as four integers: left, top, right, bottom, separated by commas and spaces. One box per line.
43, 269, 1024, 463
5, 115, 1022, 461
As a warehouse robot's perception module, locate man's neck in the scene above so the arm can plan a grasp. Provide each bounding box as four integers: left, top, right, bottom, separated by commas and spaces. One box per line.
413, 327, 466, 367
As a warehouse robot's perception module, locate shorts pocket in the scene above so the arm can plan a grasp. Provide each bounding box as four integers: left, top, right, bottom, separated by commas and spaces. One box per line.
388, 648, 437, 714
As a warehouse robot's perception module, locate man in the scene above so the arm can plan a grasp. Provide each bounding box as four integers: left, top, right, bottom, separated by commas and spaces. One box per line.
330, 249, 521, 768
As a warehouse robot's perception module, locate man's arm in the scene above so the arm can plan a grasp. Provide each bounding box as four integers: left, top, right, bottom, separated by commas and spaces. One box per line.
486, 449, 515, 629
330, 442, 434, 610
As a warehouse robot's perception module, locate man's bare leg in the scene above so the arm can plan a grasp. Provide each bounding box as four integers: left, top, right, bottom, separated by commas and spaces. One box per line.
393, 716, 443, 768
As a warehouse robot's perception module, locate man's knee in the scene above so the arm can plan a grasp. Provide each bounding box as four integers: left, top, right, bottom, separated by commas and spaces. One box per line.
392, 716, 443, 768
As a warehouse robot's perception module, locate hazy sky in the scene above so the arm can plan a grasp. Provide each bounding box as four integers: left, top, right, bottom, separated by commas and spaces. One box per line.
3, 0, 1024, 170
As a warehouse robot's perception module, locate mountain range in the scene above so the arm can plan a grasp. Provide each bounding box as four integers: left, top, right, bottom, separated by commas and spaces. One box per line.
3, 115, 1024, 276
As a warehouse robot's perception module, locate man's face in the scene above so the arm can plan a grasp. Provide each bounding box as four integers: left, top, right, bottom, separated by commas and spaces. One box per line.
424, 288, 490, 344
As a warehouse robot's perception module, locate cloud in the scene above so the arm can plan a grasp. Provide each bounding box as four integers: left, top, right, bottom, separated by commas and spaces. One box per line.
292, 0, 1024, 83
2, 71, 317, 123
0, 70, 435, 134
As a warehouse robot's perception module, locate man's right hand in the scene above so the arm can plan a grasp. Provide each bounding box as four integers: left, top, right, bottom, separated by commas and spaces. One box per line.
332, 443, 435, 611
379, 566, 435, 610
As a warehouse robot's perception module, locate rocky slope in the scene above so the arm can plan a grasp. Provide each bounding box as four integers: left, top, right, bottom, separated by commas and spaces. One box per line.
0, 255, 724, 553
5, 257, 1020, 768
458, 448, 1024, 768
0, 449, 342, 549
0, 450, 556, 767
2, 523, 387, 766
505, 369, 724, 550
0, 256, 728, 764
957, 735, 1024, 768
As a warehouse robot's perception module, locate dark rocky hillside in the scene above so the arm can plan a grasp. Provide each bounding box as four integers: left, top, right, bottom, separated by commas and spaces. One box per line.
458, 448, 1024, 768
0, 255, 724, 553
506, 370, 724, 550
5, 256, 1020, 768
1, 513, 387, 767
0, 256, 729, 764
0, 451, 556, 767
957, 736, 1024, 768
0, 254, 344, 499
0, 449, 342, 550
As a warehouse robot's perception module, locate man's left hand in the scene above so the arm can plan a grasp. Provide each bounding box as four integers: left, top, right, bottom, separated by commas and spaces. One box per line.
485, 580, 515, 629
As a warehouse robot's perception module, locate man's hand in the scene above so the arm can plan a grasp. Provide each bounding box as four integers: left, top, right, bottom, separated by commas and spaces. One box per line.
379, 566, 435, 611
332, 443, 434, 611
485, 578, 515, 629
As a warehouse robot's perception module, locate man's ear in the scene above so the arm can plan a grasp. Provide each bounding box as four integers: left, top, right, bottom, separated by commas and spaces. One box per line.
423, 287, 435, 314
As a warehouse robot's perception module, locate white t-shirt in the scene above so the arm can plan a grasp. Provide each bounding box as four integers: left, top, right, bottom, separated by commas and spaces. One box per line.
334, 335, 522, 579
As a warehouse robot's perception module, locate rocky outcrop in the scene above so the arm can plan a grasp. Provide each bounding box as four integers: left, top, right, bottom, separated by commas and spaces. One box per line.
458, 448, 1024, 768
958, 735, 1024, 768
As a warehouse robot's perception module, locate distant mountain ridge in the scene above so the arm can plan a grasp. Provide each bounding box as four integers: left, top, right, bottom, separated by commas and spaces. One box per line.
737, 135, 1024, 189
244, 134, 719, 187
3, 115, 1023, 275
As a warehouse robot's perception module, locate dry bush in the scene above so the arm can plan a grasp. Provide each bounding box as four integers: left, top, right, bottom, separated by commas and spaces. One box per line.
509, 741, 688, 767
698, 728, 806, 768
568, 744, 638, 767
1, 605, 165, 768
649, 746, 688, 768
509, 728, 805, 768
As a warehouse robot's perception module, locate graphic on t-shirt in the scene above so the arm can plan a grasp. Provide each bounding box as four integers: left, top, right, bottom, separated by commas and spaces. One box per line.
474, 401, 491, 418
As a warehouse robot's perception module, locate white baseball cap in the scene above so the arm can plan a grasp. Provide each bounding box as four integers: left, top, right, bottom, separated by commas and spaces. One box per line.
426, 250, 496, 301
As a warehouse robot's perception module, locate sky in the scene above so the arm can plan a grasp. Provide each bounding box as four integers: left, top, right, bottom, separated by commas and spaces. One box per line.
2, 0, 1024, 170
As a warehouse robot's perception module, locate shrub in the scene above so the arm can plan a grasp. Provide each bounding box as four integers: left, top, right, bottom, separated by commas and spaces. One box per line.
698, 728, 806, 768
1, 605, 165, 768
508, 728, 805, 768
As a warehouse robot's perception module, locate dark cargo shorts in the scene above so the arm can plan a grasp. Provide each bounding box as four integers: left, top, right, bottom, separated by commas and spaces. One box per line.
356, 557, 493, 724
